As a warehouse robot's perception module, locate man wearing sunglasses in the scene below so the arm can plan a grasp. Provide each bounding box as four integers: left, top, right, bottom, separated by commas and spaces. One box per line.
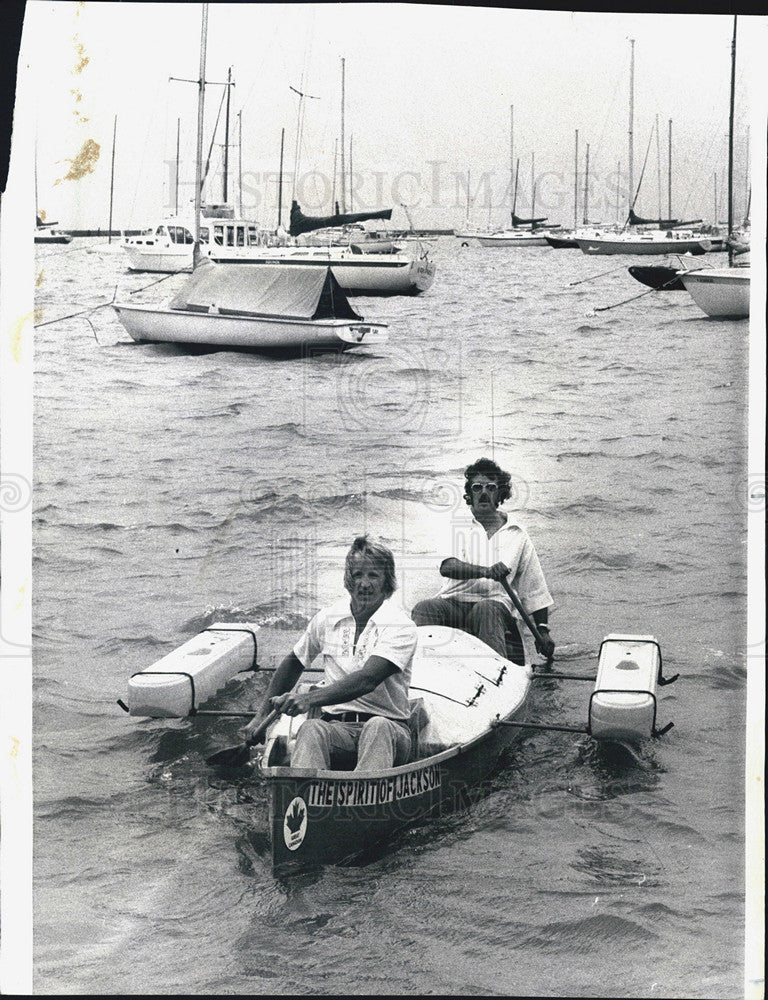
412, 457, 555, 663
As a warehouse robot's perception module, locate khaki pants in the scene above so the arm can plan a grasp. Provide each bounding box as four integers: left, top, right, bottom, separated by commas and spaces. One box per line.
291, 716, 412, 771
411, 596, 523, 661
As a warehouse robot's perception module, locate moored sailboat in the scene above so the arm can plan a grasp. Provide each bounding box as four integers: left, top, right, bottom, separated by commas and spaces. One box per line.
114, 261, 387, 350
112, 4, 388, 351
678, 17, 750, 319
208, 200, 436, 296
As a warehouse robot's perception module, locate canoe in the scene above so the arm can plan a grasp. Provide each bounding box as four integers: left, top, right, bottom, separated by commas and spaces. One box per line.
122, 622, 676, 872
256, 625, 532, 871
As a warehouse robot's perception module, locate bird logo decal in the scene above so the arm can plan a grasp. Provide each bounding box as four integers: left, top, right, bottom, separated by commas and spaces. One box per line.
283, 796, 308, 850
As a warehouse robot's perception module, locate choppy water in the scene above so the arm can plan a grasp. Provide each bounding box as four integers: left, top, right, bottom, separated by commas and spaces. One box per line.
32, 237, 749, 995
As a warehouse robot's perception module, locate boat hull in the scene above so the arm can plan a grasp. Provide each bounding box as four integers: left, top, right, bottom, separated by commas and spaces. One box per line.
209, 249, 436, 296
576, 235, 711, 256
545, 235, 580, 249
259, 626, 532, 870
265, 718, 527, 871
123, 245, 192, 273
476, 233, 549, 247
679, 267, 750, 318
34, 233, 72, 245
112, 303, 388, 349
628, 265, 685, 291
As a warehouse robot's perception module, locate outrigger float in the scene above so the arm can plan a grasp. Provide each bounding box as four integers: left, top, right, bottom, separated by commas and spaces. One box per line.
120, 591, 679, 872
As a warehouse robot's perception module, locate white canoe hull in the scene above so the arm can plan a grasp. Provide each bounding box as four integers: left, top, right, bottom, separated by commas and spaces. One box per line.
209, 249, 436, 296
679, 267, 750, 318
113, 303, 388, 349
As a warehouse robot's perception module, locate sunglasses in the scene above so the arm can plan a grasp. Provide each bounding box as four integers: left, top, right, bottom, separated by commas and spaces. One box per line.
469, 482, 498, 494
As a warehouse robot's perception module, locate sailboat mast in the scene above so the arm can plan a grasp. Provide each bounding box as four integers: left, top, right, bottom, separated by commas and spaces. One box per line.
573, 129, 579, 228
728, 16, 736, 266
223, 66, 232, 203
340, 57, 346, 213
628, 38, 635, 217
107, 114, 116, 243
583, 144, 589, 225
349, 135, 353, 212
194, 3, 208, 253
512, 158, 520, 216
530, 152, 534, 220
175, 117, 180, 216
509, 105, 514, 221
655, 114, 661, 221
277, 126, 285, 228
668, 119, 672, 221
465, 168, 470, 226
237, 109, 243, 217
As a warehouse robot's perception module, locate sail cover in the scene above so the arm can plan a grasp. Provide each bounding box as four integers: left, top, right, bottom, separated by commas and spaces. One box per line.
511, 212, 548, 228
169, 262, 362, 320
289, 200, 393, 237
628, 209, 702, 228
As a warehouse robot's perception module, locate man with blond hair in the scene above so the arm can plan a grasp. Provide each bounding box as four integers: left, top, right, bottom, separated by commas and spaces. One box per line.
242, 535, 417, 771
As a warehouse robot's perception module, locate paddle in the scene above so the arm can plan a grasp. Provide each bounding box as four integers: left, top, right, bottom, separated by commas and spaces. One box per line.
205, 707, 280, 767
499, 576, 554, 665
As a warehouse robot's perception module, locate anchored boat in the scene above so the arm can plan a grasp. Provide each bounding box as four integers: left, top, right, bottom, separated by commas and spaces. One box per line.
113, 261, 388, 351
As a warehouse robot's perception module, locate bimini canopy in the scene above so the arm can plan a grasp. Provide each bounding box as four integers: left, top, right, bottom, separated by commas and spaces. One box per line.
169, 262, 362, 321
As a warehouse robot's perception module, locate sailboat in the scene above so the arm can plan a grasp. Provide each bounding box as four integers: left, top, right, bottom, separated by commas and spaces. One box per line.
34, 150, 71, 244
34, 216, 72, 245
677, 17, 750, 319
112, 5, 387, 351
476, 120, 553, 248
206, 57, 435, 296
575, 42, 716, 258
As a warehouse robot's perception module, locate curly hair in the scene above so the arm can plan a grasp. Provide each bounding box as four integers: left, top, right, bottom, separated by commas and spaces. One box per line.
463, 457, 512, 505
343, 535, 397, 597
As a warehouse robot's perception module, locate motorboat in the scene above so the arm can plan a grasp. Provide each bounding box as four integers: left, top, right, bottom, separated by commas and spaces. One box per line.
121, 204, 266, 273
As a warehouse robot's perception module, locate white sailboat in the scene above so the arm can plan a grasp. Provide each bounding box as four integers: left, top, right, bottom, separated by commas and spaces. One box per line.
112, 5, 388, 351
114, 262, 387, 349
476, 123, 553, 248
576, 41, 716, 258
679, 17, 750, 319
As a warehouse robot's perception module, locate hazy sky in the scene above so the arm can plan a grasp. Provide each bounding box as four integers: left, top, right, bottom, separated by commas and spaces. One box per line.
18, 3, 768, 230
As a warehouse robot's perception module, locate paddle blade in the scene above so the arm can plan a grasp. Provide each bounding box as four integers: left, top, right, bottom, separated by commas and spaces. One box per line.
205, 743, 252, 768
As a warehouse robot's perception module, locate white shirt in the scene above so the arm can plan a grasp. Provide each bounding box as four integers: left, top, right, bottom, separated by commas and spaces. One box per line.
436, 512, 553, 616
293, 596, 416, 721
